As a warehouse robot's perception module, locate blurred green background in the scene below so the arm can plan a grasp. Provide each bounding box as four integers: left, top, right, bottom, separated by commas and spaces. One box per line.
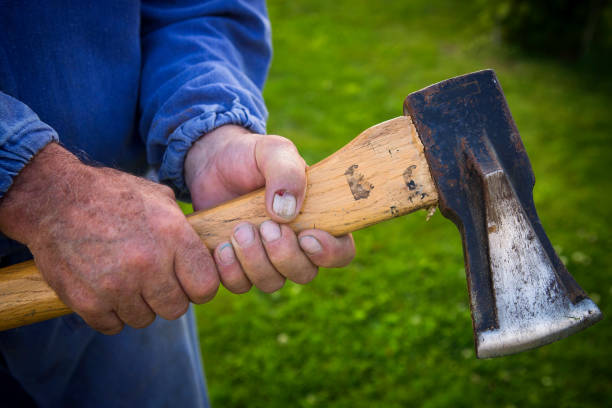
190, 0, 612, 406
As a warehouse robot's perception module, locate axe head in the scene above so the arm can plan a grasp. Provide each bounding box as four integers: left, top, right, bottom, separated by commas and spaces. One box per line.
404, 70, 602, 358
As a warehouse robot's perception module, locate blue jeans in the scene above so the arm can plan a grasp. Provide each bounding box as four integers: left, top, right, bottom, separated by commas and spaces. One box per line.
0, 307, 209, 407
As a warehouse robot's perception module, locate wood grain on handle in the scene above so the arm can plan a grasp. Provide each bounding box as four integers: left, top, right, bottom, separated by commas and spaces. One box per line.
0, 260, 72, 330
0, 116, 438, 331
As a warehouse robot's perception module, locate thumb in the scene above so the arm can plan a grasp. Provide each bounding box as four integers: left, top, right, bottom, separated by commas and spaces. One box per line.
254, 135, 307, 223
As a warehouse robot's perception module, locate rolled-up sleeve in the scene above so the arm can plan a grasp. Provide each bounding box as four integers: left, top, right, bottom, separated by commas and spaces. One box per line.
139, 0, 272, 199
0, 92, 59, 198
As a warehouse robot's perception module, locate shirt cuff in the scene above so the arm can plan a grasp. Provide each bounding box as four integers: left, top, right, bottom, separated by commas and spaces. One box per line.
158, 104, 266, 201
0, 120, 59, 198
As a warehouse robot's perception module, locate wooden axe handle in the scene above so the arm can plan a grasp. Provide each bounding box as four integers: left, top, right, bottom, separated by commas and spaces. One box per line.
0, 116, 438, 331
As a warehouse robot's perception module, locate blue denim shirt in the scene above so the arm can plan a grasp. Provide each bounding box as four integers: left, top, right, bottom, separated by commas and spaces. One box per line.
0, 0, 271, 258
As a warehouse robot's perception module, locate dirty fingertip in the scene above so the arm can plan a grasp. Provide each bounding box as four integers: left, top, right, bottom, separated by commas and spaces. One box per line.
217, 242, 236, 265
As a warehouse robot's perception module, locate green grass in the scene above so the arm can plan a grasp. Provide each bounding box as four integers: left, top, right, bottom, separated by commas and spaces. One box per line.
193, 1, 612, 406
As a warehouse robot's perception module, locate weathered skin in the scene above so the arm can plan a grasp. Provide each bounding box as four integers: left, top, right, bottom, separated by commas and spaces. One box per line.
0, 125, 355, 334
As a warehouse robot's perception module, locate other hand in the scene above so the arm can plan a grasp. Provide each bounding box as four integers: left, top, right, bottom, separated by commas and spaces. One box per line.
184, 125, 355, 294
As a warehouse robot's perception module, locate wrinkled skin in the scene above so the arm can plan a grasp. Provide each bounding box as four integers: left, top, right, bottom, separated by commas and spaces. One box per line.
0, 125, 354, 333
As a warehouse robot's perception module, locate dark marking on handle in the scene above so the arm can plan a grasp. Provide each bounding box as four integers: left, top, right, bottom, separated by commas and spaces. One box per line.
345, 164, 374, 200
403, 166, 418, 190
390, 206, 399, 216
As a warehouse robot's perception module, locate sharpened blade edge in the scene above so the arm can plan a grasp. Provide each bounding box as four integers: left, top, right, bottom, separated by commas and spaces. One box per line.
476, 299, 602, 358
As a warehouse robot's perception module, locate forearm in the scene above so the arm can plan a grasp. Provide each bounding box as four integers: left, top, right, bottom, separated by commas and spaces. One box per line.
139, 0, 272, 198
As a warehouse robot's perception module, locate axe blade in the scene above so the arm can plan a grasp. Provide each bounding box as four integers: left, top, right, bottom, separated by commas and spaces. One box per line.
404, 70, 603, 358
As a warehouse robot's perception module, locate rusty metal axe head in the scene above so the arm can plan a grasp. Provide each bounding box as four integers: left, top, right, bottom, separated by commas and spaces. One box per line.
403, 70, 602, 358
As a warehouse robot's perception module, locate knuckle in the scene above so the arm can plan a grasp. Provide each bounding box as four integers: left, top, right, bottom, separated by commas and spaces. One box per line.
224, 278, 252, 294
162, 300, 190, 321
183, 232, 208, 255
156, 184, 175, 198
219, 268, 252, 294
98, 323, 124, 335
117, 302, 156, 329
180, 244, 220, 303
201, 273, 221, 299
145, 279, 178, 304
80, 311, 123, 335
324, 255, 353, 269
267, 250, 290, 267
338, 241, 356, 266
258, 277, 286, 294
96, 273, 124, 294
130, 314, 156, 329
72, 293, 105, 316
152, 210, 184, 236
265, 234, 294, 264
291, 267, 318, 285
124, 248, 157, 273
266, 238, 291, 258
267, 135, 300, 155
268, 134, 293, 146
318, 258, 347, 270
189, 273, 220, 304
227, 282, 252, 294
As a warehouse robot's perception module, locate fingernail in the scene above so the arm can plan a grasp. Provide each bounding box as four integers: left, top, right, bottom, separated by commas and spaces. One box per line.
233, 224, 255, 247
299, 235, 322, 254
218, 243, 236, 265
273, 191, 296, 219
260, 220, 281, 242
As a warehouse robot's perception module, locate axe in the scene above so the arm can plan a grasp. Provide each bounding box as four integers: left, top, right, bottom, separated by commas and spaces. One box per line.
0, 70, 602, 358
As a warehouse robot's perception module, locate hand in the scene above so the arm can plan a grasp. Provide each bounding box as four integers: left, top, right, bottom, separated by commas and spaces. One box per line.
0, 143, 219, 334
185, 125, 355, 293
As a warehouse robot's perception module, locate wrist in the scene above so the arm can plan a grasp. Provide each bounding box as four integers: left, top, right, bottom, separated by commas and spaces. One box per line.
184, 125, 251, 193
0, 143, 87, 244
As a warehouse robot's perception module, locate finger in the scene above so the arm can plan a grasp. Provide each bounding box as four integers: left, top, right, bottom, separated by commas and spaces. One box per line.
66, 294, 124, 335
55, 275, 125, 335
115, 294, 156, 329
142, 268, 191, 321
90, 261, 156, 328
81, 311, 125, 335
214, 242, 252, 294
254, 136, 307, 222
231, 222, 286, 293
298, 231, 355, 268
259, 221, 318, 284
174, 224, 220, 304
